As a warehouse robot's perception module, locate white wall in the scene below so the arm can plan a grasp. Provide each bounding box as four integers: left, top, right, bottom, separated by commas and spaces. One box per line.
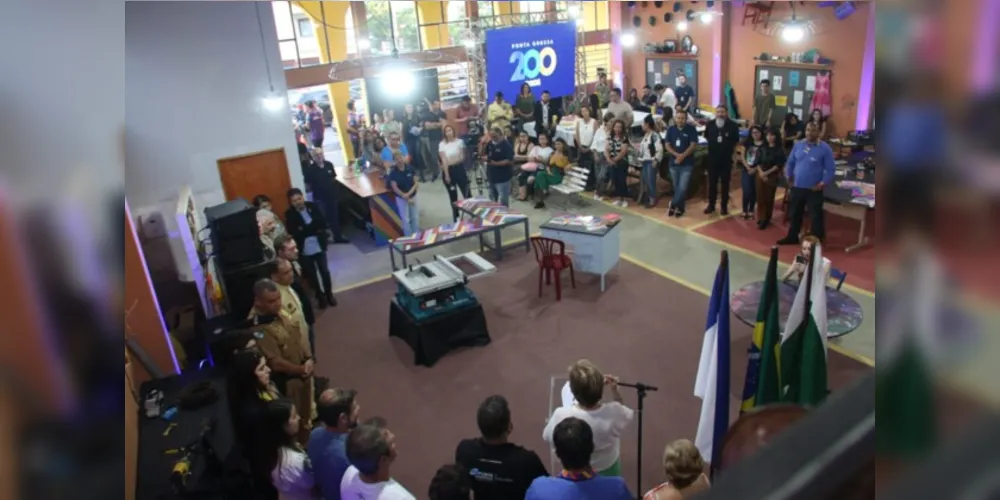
125, 0, 303, 276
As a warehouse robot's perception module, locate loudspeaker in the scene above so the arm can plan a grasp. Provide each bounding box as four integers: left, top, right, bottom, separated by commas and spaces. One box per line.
219, 261, 271, 322
206, 199, 265, 268
205, 199, 257, 238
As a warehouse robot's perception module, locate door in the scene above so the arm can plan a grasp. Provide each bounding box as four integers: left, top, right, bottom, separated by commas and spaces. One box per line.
217, 148, 293, 220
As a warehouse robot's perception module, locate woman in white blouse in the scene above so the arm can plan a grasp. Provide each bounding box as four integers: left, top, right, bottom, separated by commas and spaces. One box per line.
439, 124, 471, 221
575, 105, 598, 178
638, 115, 664, 208
258, 399, 318, 500
517, 133, 554, 202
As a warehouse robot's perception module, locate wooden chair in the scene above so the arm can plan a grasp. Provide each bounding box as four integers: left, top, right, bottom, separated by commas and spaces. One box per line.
530, 237, 576, 301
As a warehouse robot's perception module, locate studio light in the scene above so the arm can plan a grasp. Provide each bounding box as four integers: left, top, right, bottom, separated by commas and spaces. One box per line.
568, 5, 581, 18
677, 21, 689, 32
621, 32, 637, 48
262, 93, 286, 112
781, 23, 806, 43
381, 69, 415, 97
699, 12, 714, 24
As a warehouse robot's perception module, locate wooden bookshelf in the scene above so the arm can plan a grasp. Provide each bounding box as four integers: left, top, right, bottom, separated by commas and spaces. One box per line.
753, 59, 834, 70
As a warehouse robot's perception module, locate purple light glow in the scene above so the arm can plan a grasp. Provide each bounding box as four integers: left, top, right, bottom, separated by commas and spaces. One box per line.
973, 0, 1000, 93
125, 198, 182, 375
855, 1, 876, 130
712, 2, 723, 105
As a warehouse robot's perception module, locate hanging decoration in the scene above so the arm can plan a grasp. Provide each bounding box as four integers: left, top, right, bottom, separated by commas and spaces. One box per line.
664, 12, 673, 23
633, 15, 642, 27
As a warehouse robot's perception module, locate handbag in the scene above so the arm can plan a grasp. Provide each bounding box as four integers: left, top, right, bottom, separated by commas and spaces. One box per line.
521, 162, 540, 172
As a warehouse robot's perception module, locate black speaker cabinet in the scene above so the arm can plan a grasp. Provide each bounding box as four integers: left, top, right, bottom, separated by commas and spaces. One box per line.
205, 199, 257, 238
219, 260, 271, 321
206, 199, 265, 268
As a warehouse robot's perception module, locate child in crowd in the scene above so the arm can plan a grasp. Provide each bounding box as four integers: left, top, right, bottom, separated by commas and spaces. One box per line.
781, 235, 832, 284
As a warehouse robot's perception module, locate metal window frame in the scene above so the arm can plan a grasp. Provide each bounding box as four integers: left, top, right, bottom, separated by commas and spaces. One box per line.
275, 1, 302, 68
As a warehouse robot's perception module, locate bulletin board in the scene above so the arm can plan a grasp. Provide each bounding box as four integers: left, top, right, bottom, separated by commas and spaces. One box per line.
753, 65, 832, 126
646, 58, 699, 109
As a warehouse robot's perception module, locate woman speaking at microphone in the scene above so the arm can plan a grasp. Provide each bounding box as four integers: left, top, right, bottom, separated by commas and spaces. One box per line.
543, 360, 635, 477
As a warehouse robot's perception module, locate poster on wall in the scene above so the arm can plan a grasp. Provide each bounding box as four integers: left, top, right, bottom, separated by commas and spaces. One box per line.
485, 22, 577, 99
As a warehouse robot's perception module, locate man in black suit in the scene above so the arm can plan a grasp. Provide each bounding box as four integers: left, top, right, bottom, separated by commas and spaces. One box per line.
299, 144, 349, 244
284, 188, 337, 309
703, 104, 742, 215
533, 90, 562, 140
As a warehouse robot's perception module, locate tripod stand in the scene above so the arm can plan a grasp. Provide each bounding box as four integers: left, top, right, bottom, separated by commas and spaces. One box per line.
617, 381, 659, 499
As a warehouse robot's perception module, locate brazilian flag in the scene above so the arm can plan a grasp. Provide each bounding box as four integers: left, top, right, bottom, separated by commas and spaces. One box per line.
740, 247, 781, 411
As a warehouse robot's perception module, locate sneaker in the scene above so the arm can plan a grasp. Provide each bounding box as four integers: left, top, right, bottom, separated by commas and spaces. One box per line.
776, 237, 799, 245
593, 194, 603, 201
704, 206, 716, 215
534, 201, 545, 209
675, 209, 685, 218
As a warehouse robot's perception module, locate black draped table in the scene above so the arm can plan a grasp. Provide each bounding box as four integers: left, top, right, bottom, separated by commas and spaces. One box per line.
388, 299, 491, 367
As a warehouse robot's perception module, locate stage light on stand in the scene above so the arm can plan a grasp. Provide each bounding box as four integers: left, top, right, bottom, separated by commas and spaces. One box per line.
568, 5, 581, 18
677, 20, 689, 32
621, 32, 637, 48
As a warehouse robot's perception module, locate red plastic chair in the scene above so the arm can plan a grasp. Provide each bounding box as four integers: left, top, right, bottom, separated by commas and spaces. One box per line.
530, 236, 576, 301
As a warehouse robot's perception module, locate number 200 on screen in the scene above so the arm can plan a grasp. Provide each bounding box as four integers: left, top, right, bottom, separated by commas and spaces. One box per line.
509, 47, 557, 84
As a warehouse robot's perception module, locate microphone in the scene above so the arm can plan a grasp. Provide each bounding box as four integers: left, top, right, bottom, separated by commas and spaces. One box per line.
616, 381, 659, 391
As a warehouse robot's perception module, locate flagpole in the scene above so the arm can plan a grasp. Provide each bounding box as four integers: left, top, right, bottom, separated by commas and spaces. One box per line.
712, 250, 728, 480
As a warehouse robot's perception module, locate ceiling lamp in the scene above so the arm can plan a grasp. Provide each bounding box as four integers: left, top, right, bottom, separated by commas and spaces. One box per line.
781, 22, 806, 43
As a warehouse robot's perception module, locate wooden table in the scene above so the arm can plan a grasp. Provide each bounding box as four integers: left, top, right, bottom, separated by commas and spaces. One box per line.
335, 166, 402, 246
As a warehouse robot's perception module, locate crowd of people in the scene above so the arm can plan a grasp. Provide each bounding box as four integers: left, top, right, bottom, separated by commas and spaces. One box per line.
226, 334, 711, 500
293, 70, 835, 246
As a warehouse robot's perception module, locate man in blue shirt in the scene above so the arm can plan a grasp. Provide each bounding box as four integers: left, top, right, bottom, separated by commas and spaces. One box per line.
779, 122, 836, 245
665, 109, 701, 217
674, 74, 695, 112
306, 388, 361, 500
481, 126, 514, 207
525, 417, 632, 500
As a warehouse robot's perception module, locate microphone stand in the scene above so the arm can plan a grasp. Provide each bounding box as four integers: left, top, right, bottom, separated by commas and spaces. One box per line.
617, 381, 658, 499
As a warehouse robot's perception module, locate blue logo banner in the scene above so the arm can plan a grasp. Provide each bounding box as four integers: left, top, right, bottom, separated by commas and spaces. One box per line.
485, 23, 577, 100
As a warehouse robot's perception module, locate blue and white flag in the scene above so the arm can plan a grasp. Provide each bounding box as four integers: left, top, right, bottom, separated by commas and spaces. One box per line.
694, 255, 732, 466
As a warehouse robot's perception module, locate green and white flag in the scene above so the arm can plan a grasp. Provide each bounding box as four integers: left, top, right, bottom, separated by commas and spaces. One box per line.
778, 243, 828, 406
876, 248, 938, 458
